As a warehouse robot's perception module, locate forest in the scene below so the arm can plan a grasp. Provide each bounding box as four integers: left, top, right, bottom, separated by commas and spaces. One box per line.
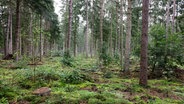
0, 0, 184, 104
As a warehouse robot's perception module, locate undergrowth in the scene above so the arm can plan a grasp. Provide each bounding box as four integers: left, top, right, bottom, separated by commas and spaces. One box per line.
0, 56, 183, 104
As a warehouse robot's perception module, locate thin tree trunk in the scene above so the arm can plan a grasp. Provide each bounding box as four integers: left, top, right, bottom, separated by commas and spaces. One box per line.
74, 17, 77, 57
5, 7, 11, 56
99, 0, 104, 56
66, 0, 73, 53
29, 11, 33, 56
40, 15, 42, 61
139, 0, 149, 86
115, 0, 119, 53
90, 0, 94, 58
85, 0, 89, 57
175, 1, 179, 32
110, 11, 113, 57
166, 0, 170, 38
9, 7, 13, 54
15, 0, 21, 61
19, 33, 22, 57
124, 0, 132, 73
120, 0, 124, 71
172, 0, 176, 33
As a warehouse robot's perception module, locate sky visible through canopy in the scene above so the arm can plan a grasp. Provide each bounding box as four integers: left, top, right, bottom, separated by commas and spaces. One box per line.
54, 0, 62, 21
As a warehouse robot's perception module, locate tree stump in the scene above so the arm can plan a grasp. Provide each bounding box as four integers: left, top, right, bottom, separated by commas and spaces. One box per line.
3, 54, 14, 60
32, 87, 51, 96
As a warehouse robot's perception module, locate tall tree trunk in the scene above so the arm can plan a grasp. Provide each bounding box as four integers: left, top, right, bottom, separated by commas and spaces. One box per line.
28, 11, 33, 56
175, 1, 179, 32
5, 7, 11, 56
19, 33, 22, 57
66, 0, 73, 53
85, 0, 89, 57
64, 0, 69, 51
15, 0, 21, 61
120, 0, 124, 71
110, 11, 113, 57
99, 0, 104, 65
90, 0, 94, 58
172, 0, 176, 33
139, 0, 149, 86
39, 15, 42, 61
124, 0, 132, 73
166, 0, 170, 38
115, 0, 119, 53
9, 7, 13, 54
74, 17, 77, 57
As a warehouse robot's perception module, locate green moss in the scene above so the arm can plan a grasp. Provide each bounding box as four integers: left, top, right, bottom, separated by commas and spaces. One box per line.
88, 98, 103, 104
1, 57, 184, 104
78, 90, 97, 100
148, 98, 183, 104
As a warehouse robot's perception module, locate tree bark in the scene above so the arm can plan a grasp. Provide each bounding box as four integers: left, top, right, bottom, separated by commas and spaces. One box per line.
166, 0, 170, 38
172, 0, 176, 33
66, 0, 73, 53
74, 17, 77, 57
9, 6, 13, 54
40, 15, 42, 61
5, 7, 11, 56
120, 0, 124, 71
85, 0, 89, 57
99, 0, 104, 66
110, 11, 113, 57
28, 11, 33, 56
139, 0, 149, 86
115, 0, 119, 53
124, 0, 132, 73
90, 0, 94, 58
15, 0, 21, 61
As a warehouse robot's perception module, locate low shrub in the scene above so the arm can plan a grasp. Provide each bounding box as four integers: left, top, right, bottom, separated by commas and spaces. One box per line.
61, 52, 74, 67
51, 50, 63, 57
103, 71, 113, 79
0, 97, 8, 104
61, 70, 88, 84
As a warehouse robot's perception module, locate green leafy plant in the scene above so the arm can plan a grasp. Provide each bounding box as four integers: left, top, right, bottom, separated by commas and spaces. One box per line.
15, 55, 30, 69
0, 97, 8, 104
51, 50, 63, 57
61, 51, 74, 67
149, 24, 184, 78
103, 71, 113, 79
100, 44, 113, 66
61, 70, 87, 84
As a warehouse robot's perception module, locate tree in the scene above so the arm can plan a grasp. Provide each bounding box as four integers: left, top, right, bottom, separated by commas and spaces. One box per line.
66, 0, 73, 53
99, 0, 104, 65
139, 0, 149, 86
39, 15, 43, 61
5, 5, 11, 56
120, 0, 124, 70
15, 0, 21, 61
9, 4, 13, 55
166, 0, 170, 38
172, 0, 176, 33
85, 0, 89, 58
124, 0, 132, 73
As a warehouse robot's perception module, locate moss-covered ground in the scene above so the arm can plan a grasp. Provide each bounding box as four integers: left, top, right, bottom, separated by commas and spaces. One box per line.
0, 56, 184, 104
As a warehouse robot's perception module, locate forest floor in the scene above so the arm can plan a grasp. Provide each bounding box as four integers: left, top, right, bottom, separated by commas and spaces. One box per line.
0, 56, 184, 104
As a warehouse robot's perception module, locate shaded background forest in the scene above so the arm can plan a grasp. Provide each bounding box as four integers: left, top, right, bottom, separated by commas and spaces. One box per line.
0, 0, 184, 78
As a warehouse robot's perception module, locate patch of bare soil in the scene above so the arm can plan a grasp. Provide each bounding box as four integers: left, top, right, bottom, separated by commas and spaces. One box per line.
175, 69, 184, 81
79, 100, 88, 104
148, 88, 182, 100
81, 85, 98, 92
32, 87, 51, 96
